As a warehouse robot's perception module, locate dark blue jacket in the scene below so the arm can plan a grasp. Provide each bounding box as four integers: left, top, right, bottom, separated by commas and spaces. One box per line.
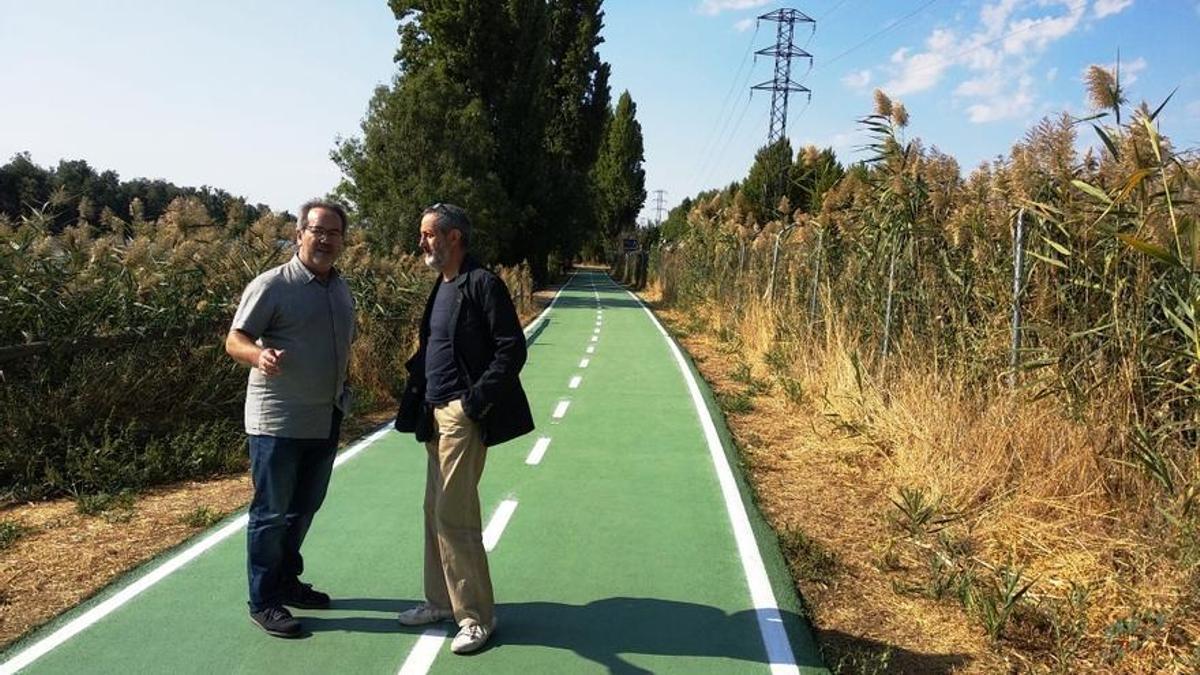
395, 257, 535, 446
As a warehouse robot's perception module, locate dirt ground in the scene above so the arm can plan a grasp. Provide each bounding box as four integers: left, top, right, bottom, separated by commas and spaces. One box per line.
648, 304, 1016, 674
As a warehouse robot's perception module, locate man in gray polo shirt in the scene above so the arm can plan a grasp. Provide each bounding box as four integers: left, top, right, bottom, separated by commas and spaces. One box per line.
225, 199, 355, 638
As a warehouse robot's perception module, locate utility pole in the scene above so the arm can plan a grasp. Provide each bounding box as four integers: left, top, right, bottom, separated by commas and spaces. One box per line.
652, 189, 668, 225
752, 8, 814, 211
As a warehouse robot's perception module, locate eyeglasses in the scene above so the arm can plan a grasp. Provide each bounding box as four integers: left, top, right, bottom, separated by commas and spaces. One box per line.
305, 226, 343, 240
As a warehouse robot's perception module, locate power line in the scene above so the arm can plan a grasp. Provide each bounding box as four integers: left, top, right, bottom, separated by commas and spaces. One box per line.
819, 0, 940, 70
700, 91, 755, 186
702, 101, 768, 188
817, 0, 850, 21
686, 24, 758, 184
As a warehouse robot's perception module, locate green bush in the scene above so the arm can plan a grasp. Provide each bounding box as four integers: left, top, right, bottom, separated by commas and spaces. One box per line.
0, 520, 32, 550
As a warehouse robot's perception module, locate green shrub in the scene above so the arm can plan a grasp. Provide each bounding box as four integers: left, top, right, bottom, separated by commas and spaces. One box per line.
0, 520, 32, 550
180, 506, 222, 529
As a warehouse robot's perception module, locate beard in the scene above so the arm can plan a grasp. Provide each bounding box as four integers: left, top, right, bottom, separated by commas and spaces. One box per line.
423, 245, 445, 269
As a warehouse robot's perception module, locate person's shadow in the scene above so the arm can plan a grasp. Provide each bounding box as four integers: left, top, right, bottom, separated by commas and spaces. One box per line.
298, 597, 414, 635
492, 597, 824, 673
303, 596, 971, 673
307, 596, 821, 672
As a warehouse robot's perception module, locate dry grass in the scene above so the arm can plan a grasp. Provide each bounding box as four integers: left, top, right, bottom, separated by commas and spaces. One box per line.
642, 282, 1200, 673
0, 475, 252, 649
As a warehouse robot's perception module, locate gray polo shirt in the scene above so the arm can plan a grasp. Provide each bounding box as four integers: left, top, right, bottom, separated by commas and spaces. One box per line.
231, 255, 355, 438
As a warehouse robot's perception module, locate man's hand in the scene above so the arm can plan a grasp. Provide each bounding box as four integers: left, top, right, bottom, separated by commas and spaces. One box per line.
225, 329, 285, 377
257, 348, 285, 377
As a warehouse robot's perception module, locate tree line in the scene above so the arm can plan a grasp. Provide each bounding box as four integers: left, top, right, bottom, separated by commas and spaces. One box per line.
333, 0, 647, 284
0, 153, 273, 234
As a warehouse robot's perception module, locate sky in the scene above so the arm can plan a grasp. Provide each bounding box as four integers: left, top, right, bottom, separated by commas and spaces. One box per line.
2, 1, 1198, 225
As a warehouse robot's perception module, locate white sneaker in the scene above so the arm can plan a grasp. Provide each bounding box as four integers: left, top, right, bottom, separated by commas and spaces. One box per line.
450, 619, 496, 654
397, 603, 454, 626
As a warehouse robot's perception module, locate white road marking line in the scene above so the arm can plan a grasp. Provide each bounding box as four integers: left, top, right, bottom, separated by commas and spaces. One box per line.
394, 500, 518, 675
552, 400, 571, 419
525, 437, 551, 465
593, 328, 600, 334
590, 336, 598, 342
579, 358, 590, 368
628, 288, 801, 675
586, 346, 595, 354
482, 499, 519, 552
1, 269, 583, 672
523, 272, 576, 338
0, 420, 397, 675
569, 375, 582, 389
396, 629, 449, 675
334, 425, 393, 468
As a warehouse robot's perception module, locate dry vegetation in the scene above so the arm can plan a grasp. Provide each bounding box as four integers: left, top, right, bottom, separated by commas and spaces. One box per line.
651, 292, 1199, 672
0, 198, 542, 650
647, 78, 1198, 673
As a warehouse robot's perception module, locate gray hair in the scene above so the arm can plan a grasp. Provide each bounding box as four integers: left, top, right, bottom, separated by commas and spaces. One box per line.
297, 199, 349, 234
423, 203, 471, 249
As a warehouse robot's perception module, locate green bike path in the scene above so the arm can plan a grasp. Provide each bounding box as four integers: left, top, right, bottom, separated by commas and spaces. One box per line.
0, 270, 825, 674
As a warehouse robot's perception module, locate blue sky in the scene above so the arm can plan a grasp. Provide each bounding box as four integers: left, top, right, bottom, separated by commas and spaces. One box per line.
2, 1, 1198, 225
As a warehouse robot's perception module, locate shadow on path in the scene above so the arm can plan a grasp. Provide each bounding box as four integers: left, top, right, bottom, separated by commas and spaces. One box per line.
550, 295, 642, 310
487, 597, 823, 672
299, 597, 970, 673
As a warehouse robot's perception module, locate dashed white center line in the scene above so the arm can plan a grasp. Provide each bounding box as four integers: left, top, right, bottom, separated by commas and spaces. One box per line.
396, 629, 449, 675
586, 346, 595, 354
579, 358, 590, 368
397, 496, 521, 673
569, 375, 582, 389
525, 437, 551, 465
552, 400, 571, 419
590, 336, 598, 342
593, 328, 600, 334
482, 499, 519, 551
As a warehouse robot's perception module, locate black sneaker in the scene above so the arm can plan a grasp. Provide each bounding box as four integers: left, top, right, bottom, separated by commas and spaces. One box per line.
281, 580, 331, 609
250, 606, 301, 638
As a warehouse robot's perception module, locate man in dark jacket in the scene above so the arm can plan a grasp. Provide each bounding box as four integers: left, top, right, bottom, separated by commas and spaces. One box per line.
394, 203, 534, 654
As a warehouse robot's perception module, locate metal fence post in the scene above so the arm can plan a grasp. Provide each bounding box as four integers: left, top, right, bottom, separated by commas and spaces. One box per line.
1009, 208, 1027, 386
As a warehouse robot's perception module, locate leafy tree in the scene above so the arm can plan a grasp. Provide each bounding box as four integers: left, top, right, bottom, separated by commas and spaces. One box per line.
0, 154, 268, 233
591, 90, 646, 242
335, 0, 617, 283
659, 196, 693, 243
0, 152, 51, 218
333, 65, 514, 260
740, 137, 794, 224
539, 0, 611, 266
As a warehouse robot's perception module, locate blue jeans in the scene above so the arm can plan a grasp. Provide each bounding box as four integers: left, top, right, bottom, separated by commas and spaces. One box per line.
246, 409, 341, 612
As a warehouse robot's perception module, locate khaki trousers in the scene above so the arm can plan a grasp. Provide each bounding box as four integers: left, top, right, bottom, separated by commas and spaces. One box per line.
423, 399, 494, 627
